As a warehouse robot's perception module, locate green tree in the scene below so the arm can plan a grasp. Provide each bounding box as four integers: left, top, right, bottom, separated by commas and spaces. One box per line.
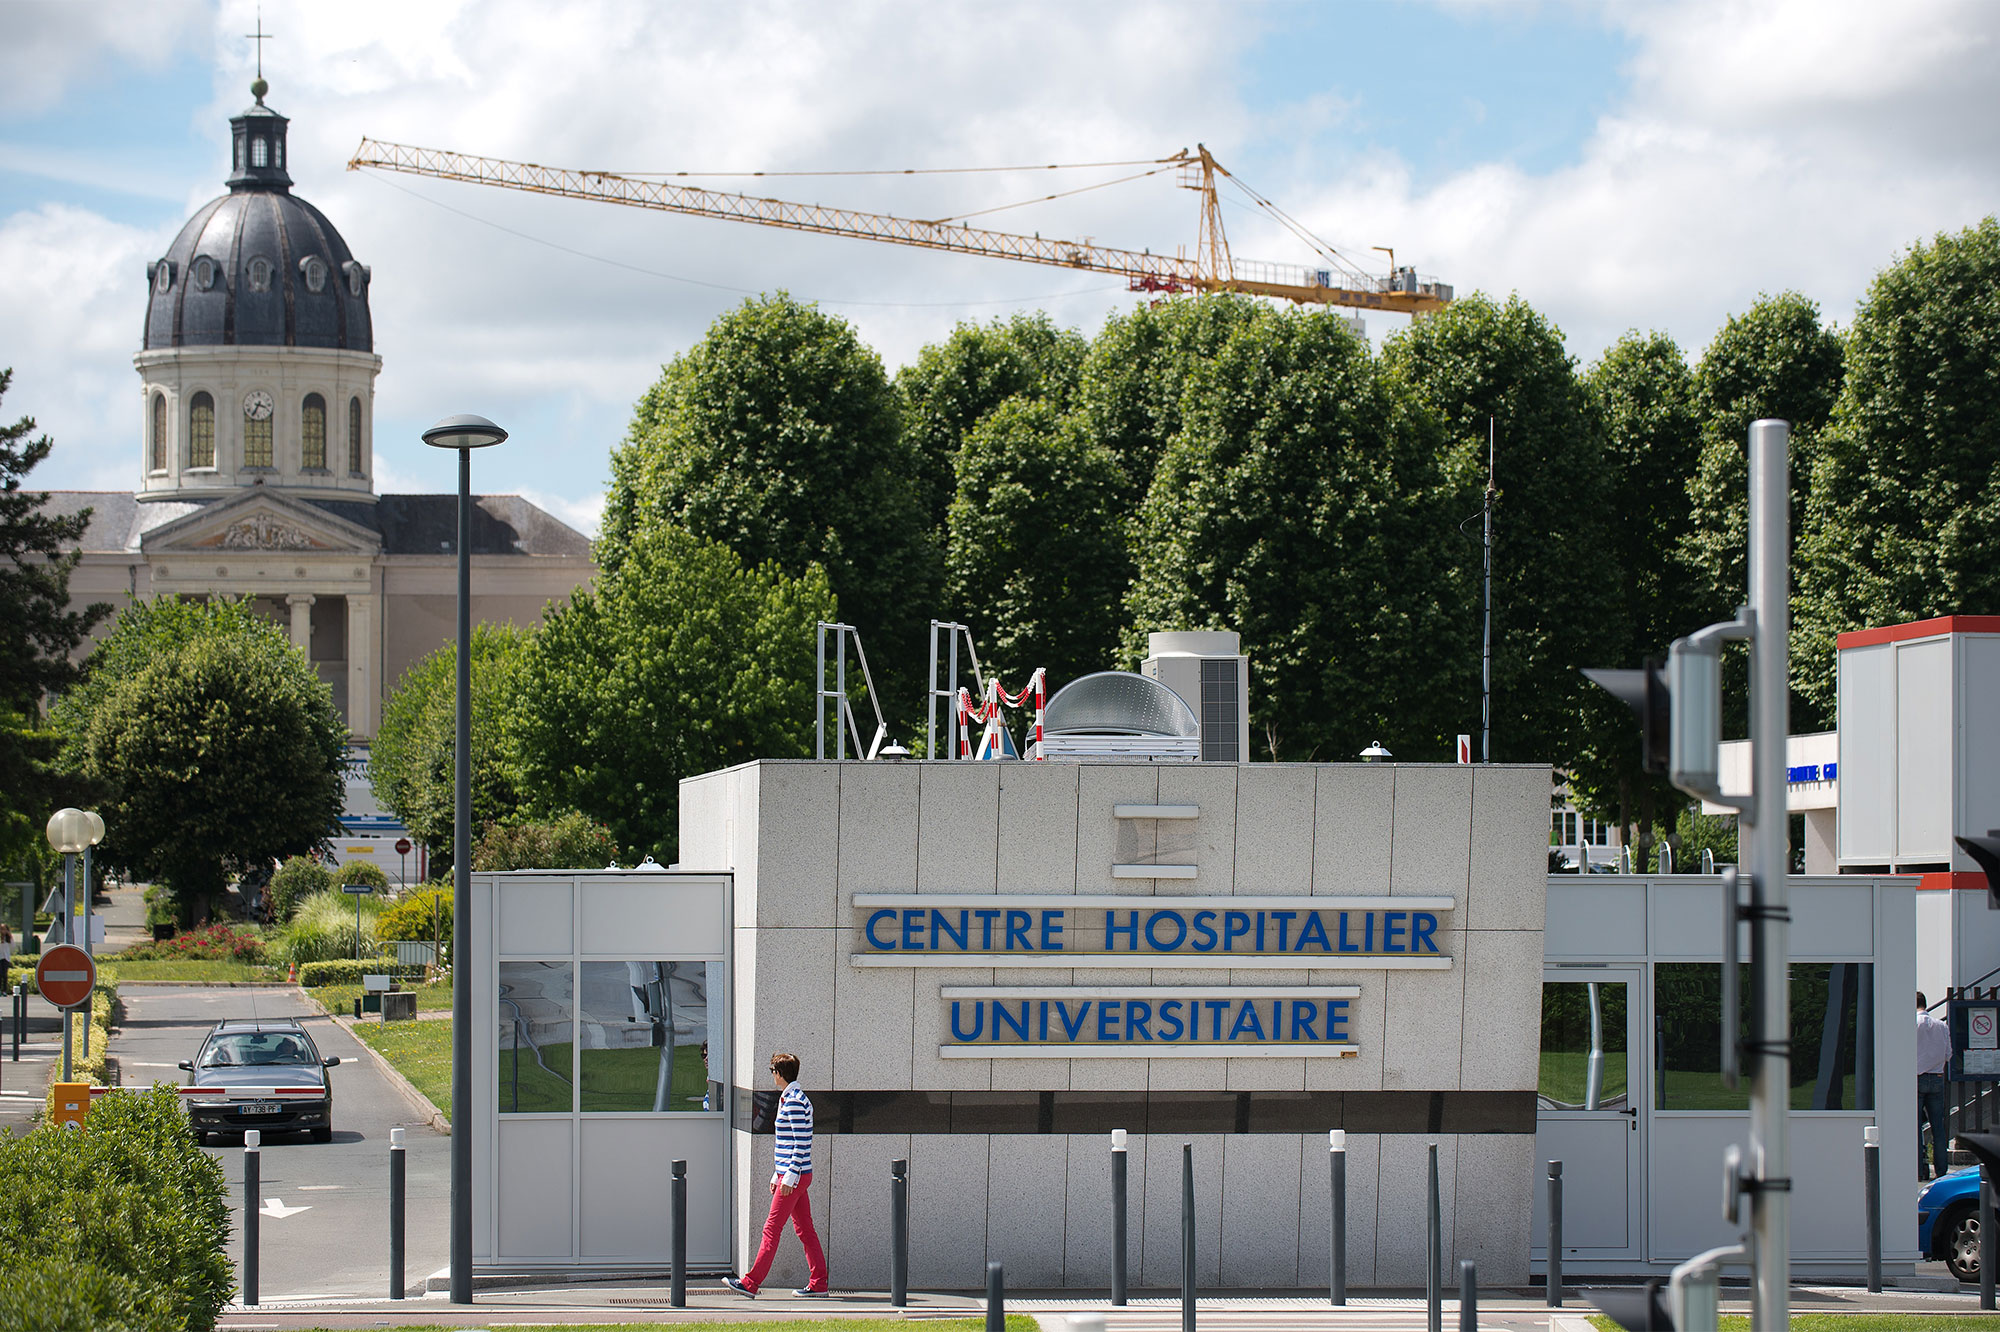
510, 525, 833, 862
369, 623, 526, 875
1680, 292, 1844, 626
1126, 304, 1459, 761
1797, 218, 2000, 715
1380, 293, 1616, 768
473, 812, 620, 871
1070, 294, 1267, 502
897, 311, 1088, 530
1568, 332, 1703, 865
53, 598, 345, 919
944, 398, 1131, 689
600, 294, 933, 719
0, 370, 112, 866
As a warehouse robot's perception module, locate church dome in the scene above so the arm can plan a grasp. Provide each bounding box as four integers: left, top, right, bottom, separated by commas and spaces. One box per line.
143, 85, 372, 352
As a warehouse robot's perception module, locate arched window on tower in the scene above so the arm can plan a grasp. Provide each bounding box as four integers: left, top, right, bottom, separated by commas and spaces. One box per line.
189, 393, 215, 468
301, 394, 327, 469
251, 137, 269, 168
348, 397, 363, 474
150, 393, 167, 473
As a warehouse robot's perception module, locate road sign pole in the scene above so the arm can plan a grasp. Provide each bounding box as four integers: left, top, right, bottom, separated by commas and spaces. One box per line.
243, 1130, 261, 1307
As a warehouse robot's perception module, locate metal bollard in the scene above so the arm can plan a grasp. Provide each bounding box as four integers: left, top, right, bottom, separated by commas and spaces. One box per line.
243, 1130, 261, 1306
1426, 1144, 1441, 1332
891, 1157, 910, 1307
1863, 1125, 1881, 1293
389, 1127, 406, 1299
671, 1159, 687, 1308
1330, 1129, 1347, 1307
1547, 1160, 1563, 1307
1111, 1129, 1129, 1306
1983, 1175, 1995, 1310
985, 1260, 1005, 1332
1458, 1259, 1477, 1332
1181, 1144, 1196, 1332
12, 984, 20, 1059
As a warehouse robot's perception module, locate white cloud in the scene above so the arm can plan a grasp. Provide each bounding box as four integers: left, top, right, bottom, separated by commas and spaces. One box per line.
0, 204, 172, 490
0, 0, 207, 114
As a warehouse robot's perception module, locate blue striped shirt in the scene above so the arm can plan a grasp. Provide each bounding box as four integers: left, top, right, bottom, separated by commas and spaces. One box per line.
773, 1082, 814, 1185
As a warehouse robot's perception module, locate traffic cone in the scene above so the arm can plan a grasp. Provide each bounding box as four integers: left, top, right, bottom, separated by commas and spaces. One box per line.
287, 960, 296, 983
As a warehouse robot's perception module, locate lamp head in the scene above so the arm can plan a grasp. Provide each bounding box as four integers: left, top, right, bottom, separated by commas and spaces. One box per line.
421, 413, 508, 451
83, 810, 105, 846
1359, 741, 1392, 763
45, 807, 91, 854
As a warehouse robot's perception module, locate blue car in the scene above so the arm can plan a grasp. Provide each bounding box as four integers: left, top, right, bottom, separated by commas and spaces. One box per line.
1918, 1165, 1983, 1282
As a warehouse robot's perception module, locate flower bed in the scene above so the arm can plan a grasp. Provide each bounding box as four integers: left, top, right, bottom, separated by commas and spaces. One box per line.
116, 922, 267, 964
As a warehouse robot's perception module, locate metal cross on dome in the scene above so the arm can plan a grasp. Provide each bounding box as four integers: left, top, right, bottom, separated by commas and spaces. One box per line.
245, 8, 273, 79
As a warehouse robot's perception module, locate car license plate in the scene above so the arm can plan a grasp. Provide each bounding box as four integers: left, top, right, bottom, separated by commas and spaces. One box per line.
238, 1102, 282, 1115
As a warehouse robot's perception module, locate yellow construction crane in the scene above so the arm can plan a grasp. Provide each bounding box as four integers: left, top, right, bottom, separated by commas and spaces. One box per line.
346, 139, 1452, 315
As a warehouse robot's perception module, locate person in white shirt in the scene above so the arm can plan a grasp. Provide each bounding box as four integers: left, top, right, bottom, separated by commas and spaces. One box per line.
1917, 993, 1954, 1179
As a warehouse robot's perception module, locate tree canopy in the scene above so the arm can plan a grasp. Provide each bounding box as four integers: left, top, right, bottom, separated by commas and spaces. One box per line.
943, 398, 1130, 689
1796, 218, 2000, 715
369, 622, 527, 875
509, 524, 833, 862
1380, 293, 1616, 768
0, 370, 110, 866
1127, 305, 1459, 761
53, 598, 345, 914
600, 294, 934, 717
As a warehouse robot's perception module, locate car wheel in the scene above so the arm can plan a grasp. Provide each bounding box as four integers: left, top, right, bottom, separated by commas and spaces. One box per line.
311, 1125, 332, 1143
1941, 1202, 1980, 1283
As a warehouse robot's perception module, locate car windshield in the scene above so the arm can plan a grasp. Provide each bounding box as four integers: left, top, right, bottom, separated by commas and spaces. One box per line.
201, 1032, 315, 1067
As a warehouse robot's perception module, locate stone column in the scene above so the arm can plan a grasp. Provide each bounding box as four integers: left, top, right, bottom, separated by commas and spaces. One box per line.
346, 593, 377, 739
286, 593, 315, 654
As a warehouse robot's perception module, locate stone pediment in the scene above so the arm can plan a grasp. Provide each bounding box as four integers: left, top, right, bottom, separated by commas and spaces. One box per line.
141, 492, 382, 556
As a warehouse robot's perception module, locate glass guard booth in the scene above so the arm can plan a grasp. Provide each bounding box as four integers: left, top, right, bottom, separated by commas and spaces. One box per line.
472, 871, 732, 1270
1534, 875, 1914, 1277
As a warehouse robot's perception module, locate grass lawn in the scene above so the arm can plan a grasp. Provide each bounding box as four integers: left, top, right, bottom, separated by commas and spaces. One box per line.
1591, 1318, 1987, 1331
310, 977, 452, 1017
302, 1322, 1038, 1332
100, 959, 282, 983
353, 1017, 453, 1117
1539, 1050, 1629, 1106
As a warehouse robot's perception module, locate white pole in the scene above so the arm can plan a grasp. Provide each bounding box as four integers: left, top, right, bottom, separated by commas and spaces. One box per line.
1482, 417, 1494, 764
1746, 419, 1791, 1329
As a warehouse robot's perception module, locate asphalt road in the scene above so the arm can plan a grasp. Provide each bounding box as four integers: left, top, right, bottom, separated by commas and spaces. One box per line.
115, 984, 450, 1301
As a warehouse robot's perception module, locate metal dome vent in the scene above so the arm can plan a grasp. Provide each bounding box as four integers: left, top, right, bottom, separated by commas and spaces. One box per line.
1037, 671, 1200, 761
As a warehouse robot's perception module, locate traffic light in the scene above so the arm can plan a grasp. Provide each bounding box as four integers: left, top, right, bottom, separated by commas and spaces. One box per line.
1955, 830, 2000, 911
1582, 659, 1670, 776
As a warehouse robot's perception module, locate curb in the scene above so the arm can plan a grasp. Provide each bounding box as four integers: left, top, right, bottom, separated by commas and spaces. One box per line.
313, 991, 451, 1135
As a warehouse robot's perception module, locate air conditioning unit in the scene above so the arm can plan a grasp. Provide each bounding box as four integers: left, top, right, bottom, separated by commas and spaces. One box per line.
1141, 630, 1251, 762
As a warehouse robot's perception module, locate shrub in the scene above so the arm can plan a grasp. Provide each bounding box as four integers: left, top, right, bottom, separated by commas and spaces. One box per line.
267, 856, 332, 924
376, 886, 452, 943
275, 889, 385, 967
142, 885, 180, 931
332, 860, 390, 892
296, 958, 427, 988
473, 811, 621, 871
115, 922, 266, 964
0, 1084, 233, 1331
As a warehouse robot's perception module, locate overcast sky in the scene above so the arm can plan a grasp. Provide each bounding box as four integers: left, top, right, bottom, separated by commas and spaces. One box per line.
2, 0, 1995, 536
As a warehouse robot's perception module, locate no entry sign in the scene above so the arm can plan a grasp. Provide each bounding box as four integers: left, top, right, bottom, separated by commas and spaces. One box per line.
36, 944, 96, 1010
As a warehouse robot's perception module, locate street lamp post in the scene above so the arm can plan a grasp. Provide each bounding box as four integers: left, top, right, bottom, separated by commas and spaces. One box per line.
422, 413, 508, 1306
45, 807, 96, 1081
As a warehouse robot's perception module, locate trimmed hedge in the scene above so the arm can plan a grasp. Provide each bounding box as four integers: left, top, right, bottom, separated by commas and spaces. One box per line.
296, 959, 427, 988
268, 855, 332, 924
332, 860, 390, 892
0, 1084, 233, 1331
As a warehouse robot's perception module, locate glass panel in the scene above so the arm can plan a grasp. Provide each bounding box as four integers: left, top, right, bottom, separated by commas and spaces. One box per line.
578, 961, 714, 1113
150, 395, 166, 471
301, 395, 326, 469
244, 414, 273, 468
1539, 980, 1628, 1109
348, 399, 362, 473
498, 961, 573, 1113
1654, 962, 1873, 1110
189, 395, 214, 468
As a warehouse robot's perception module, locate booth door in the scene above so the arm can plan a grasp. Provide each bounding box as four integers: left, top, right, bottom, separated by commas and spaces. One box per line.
1532, 967, 1645, 1264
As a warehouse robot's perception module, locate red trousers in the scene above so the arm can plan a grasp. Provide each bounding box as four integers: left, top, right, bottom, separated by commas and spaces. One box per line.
743, 1172, 827, 1293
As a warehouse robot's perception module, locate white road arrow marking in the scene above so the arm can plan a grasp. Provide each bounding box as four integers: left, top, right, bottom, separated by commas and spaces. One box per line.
258, 1197, 311, 1219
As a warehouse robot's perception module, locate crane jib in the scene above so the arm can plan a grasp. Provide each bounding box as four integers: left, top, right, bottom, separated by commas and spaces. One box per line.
347, 138, 1450, 315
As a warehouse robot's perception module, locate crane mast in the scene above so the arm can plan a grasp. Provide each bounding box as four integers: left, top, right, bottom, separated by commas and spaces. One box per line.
347, 138, 1452, 315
